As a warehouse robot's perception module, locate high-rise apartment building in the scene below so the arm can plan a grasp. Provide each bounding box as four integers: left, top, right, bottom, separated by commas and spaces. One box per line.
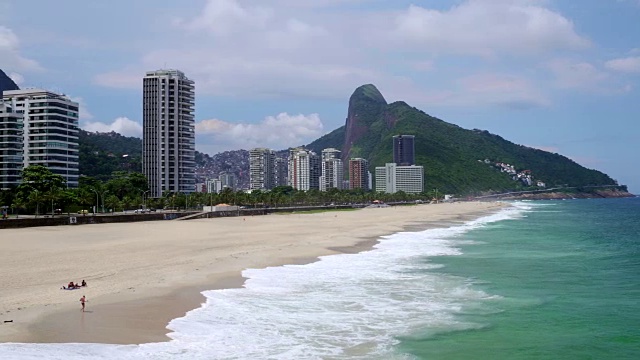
375, 163, 424, 194
393, 135, 415, 166
219, 172, 236, 191
3, 89, 79, 187
206, 178, 223, 194
249, 148, 276, 190
320, 148, 343, 191
288, 148, 320, 191
0, 101, 23, 190
348, 158, 369, 190
143, 69, 195, 198
321, 148, 341, 162
274, 157, 288, 187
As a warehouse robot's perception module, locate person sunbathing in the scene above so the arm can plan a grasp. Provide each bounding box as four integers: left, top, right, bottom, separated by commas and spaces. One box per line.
81, 280, 87, 287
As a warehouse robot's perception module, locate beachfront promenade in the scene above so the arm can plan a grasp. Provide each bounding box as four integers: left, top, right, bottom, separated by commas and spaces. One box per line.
0, 202, 404, 229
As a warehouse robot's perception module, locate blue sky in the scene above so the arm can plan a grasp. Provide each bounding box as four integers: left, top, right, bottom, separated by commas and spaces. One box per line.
1, 0, 639, 193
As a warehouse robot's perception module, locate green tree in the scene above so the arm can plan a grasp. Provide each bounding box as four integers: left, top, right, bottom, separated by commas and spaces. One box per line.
16, 165, 66, 214
106, 171, 148, 200
105, 194, 120, 212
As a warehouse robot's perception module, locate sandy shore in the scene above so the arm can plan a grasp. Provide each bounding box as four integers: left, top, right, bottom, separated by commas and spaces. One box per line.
0, 202, 504, 345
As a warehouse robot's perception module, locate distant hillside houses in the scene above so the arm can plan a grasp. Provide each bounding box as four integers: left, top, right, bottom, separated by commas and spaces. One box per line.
479, 159, 546, 188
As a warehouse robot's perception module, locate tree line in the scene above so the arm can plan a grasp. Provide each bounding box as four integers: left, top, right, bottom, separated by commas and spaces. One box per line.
0, 166, 440, 217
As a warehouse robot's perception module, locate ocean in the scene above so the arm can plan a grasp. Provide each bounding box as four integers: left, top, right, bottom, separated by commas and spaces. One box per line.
1, 198, 638, 359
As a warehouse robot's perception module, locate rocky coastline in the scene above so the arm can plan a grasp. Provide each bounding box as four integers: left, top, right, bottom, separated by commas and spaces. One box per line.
499, 189, 635, 200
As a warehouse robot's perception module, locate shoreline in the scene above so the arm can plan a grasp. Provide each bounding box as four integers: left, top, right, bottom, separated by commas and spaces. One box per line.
0, 202, 505, 345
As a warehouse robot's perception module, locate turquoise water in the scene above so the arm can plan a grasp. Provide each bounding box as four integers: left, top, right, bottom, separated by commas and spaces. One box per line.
1, 199, 638, 359
399, 198, 640, 359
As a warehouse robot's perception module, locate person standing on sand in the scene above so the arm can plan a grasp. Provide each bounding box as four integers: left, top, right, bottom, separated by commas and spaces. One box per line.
80, 295, 87, 312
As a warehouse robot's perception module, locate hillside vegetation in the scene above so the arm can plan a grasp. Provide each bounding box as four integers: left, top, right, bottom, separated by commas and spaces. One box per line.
308, 84, 616, 195
78, 84, 620, 196
79, 130, 142, 180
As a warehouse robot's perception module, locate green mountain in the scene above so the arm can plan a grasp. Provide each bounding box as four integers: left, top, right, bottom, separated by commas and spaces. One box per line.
78, 131, 228, 184
307, 84, 618, 195
0, 69, 20, 93
78, 130, 142, 180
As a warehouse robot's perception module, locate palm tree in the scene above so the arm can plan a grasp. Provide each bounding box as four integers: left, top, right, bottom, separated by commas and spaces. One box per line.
105, 194, 119, 213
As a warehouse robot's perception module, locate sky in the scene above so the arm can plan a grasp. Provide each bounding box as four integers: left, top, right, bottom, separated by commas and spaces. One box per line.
1, 0, 639, 193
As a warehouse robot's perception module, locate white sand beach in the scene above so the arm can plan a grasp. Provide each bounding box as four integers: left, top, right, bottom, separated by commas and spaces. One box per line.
0, 202, 504, 344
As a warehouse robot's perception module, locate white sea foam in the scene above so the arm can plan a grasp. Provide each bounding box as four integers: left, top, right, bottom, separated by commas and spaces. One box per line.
0, 203, 531, 360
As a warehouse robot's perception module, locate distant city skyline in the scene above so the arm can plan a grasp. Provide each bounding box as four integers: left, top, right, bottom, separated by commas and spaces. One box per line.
1, 0, 638, 193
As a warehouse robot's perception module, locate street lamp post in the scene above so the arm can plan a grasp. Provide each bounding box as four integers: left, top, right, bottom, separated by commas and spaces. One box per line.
91, 189, 99, 214
34, 190, 39, 218
100, 190, 109, 213
141, 190, 150, 210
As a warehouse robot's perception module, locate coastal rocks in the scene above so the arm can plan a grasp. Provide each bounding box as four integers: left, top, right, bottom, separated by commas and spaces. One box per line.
502, 189, 635, 200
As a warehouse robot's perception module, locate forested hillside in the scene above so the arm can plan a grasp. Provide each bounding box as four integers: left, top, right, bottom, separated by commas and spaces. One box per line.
79, 84, 621, 196
78, 130, 142, 180
307, 84, 617, 195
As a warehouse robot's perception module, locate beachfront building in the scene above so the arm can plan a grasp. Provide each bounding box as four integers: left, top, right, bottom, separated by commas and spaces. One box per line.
206, 178, 223, 193
142, 69, 196, 198
249, 148, 276, 190
219, 172, 236, 191
375, 163, 424, 194
288, 148, 320, 191
320, 148, 343, 191
194, 182, 207, 193
274, 157, 288, 187
3, 89, 79, 187
348, 158, 369, 190
393, 135, 415, 166
0, 100, 23, 190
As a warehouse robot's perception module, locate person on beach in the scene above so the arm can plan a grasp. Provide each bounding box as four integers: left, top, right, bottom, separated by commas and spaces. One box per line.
81, 280, 87, 287
80, 295, 87, 312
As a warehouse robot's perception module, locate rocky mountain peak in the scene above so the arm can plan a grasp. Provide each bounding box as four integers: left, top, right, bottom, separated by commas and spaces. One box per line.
349, 84, 387, 105
342, 84, 390, 161
0, 69, 20, 94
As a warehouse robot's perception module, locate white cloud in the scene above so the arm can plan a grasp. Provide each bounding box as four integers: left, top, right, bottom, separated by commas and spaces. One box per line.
0, 26, 42, 71
174, 0, 331, 54
604, 56, 640, 73
82, 117, 142, 138
69, 96, 94, 120
195, 112, 324, 152
8, 72, 23, 85
176, 0, 272, 36
263, 0, 373, 8
95, 48, 404, 100
94, 0, 362, 99
93, 0, 603, 111
409, 61, 434, 72
455, 72, 549, 108
94, 70, 140, 89
546, 59, 609, 90
391, 0, 590, 57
